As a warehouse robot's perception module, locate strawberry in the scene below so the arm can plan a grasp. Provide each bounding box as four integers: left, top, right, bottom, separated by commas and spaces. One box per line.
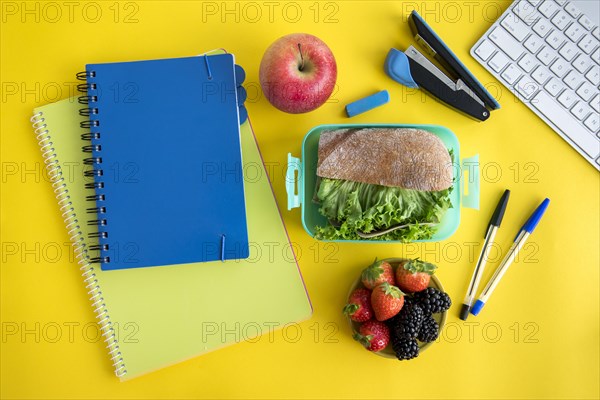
353, 320, 390, 352
371, 282, 405, 321
361, 259, 395, 289
343, 288, 373, 322
395, 259, 437, 293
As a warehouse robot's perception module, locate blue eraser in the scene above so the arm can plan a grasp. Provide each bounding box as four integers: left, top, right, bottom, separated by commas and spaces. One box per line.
470, 300, 485, 316
345, 90, 390, 117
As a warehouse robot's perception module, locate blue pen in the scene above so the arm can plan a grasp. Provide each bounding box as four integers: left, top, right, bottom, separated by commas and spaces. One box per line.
471, 198, 550, 316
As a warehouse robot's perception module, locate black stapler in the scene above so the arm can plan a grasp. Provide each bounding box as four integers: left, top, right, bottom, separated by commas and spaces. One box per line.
385, 10, 500, 121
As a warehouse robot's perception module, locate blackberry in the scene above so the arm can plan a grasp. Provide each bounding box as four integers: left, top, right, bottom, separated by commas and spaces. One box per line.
391, 335, 419, 360
417, 315, 439, 343
388, 299, 424, 338
413, 287, 452, 314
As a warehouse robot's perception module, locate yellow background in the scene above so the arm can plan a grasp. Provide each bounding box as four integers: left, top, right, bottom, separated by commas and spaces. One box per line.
1, 0, 598, 398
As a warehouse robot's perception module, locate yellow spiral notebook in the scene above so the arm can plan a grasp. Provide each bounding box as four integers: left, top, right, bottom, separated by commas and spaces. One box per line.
30, 96, 312, 380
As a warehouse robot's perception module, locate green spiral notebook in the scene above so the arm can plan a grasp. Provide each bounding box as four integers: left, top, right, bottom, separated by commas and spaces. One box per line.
31, 95, 312, 380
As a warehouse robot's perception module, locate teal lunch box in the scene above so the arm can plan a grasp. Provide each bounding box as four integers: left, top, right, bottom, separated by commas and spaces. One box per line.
285, 124, 480, 242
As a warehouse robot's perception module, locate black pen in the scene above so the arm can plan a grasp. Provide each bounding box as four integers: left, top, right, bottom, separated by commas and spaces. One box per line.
459, 189, 510, 320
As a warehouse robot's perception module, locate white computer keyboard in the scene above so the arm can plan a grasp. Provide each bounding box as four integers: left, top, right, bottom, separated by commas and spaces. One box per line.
471, 0, 600, 170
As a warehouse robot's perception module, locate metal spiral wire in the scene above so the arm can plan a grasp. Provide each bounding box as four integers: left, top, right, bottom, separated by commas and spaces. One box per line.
77, 70, 110, 264
30, 111, 126, 378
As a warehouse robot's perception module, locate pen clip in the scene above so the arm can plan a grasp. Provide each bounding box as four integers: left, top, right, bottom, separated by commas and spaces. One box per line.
514, 198, 550, 241
486, 189, 510, 236
522, 198, 550, 235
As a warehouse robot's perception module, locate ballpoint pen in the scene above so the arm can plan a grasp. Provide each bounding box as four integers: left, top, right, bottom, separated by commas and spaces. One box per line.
471, 198, 550, 316
459, 189, 510, 320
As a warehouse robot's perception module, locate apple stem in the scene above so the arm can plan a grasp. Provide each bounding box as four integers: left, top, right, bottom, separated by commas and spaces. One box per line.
297, 43, 305, 71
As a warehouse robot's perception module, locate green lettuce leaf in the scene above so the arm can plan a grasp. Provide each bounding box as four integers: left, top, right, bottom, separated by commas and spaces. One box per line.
314, 178, 453, 241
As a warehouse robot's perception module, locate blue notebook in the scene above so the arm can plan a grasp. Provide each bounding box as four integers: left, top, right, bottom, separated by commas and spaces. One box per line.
78, 55, 249, 270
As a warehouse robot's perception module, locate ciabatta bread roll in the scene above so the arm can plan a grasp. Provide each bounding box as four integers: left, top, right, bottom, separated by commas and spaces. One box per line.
316, 128, 453, 192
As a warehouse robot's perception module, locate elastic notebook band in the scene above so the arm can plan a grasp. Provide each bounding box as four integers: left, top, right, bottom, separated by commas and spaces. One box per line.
220, 234, 226, 262
30, 110, 126, 378
204, 55, 213, 80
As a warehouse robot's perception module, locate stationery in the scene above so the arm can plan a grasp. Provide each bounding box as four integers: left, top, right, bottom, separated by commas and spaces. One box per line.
31, 96, 312, 380
384, 10, 499, 121
77, 54, 249, 270
345, 90, 390, 117
471, 198, 550, 316
459, 189, 510, 320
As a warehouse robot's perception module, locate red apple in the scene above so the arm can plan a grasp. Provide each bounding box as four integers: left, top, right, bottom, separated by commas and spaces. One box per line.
259, 33, 337, 114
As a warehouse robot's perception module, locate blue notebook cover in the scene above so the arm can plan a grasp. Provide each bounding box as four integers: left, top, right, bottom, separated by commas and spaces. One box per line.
81, 55, 249, 270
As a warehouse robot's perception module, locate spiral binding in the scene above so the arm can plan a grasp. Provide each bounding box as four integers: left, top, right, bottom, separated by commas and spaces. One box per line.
30, 111, 126, 378
77, 70, 110, 266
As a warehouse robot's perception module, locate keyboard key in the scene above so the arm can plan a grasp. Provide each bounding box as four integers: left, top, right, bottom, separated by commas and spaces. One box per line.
532, 65, 552, 84
555, 0, 567, 5
539, 1, 559, 18
564, 2, 581, 18
489, 27, 526, 60
513, 1, 540, 25
564, 70, 585, 89
578, 15, 594, 31
527, 0, 542, 6
475, 40, 497, 61
578, 35, 598, 54
545, 77, 565, 96
586, 66, 599, 85
572, 53, 592, 73
558, 90, 577, 108
518, 53, 539, 72
531, 91, 600, 158
551, 11, 570, 30
501, 64, 523, 85
550, 58, 570, 77
566, 23, 585, 43
559, 42, 579, 61
571, 101, 592, 120
576, 82, 596, 101
489, 52, 510, 72
515, 76, 539, 99
584, 113, 599, 132
594, 27, 600, 40
546, 30, 566, 49
502, 13, 531, 41
533, 19, 553, 37
525, 35, 544, 53
592, 47, 599, 64
537, 46, 556, 65
592, 94, 600, 113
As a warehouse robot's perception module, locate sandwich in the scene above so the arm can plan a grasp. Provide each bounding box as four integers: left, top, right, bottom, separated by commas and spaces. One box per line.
314, 127, 454, 241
